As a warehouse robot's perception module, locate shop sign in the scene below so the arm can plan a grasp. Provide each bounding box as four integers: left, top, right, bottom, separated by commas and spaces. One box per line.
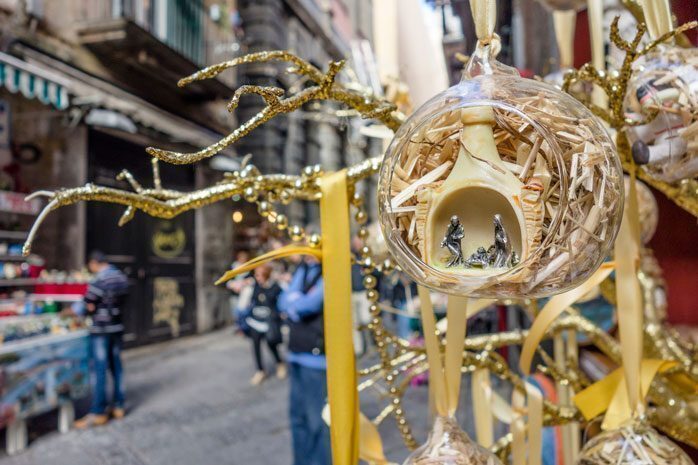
151, 220, 186, 258
0, 190, 40, 215
152, 277, 184, 337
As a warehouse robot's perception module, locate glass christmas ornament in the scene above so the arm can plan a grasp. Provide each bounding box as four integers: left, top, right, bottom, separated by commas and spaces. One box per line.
625, 46, 698, 183
578, 423, 694, 465
378, 43, 624, 298
403, 416, 502, 465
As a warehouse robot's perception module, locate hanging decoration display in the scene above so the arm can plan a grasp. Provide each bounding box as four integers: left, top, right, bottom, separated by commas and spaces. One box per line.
563, 16, 698, 216
404, 289, 505, 465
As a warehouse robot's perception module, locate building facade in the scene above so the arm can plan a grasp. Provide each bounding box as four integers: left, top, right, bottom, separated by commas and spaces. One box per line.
0, 0, 377, 346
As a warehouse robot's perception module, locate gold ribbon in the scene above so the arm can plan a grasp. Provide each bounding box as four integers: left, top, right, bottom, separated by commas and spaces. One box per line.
471, 372, 542, 465
472, 368, 494, 447
512, 382, 543, 465
215, 245, 322, 284
587, 0, 608, 108
616, 170, 644, 417
216, 171, 358, 465
418, 289, 546, 465
573, 360, 678, 429
519, 261, 616, 376
358, 412, 395, 465
418, 285, 450, 417
639, 0, 673, 39
319, 170, 359, 465
553, 10, 576, 70
322, 406, 395, 465
469, 0, 497, 43
416, 287, 483, 417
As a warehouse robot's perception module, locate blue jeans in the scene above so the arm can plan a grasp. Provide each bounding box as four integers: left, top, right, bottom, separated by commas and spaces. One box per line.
289, 362, 331, 465
90, 333, 124, 414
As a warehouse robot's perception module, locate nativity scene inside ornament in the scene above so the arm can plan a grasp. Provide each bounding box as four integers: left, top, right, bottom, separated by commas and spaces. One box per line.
378, 61, 624, 297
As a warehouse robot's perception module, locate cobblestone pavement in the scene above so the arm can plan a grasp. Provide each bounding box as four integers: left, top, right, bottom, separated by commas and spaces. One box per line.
0, 329, 504, 465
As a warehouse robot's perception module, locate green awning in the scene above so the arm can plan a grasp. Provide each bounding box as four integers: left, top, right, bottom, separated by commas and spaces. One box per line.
0, 52, 70, 109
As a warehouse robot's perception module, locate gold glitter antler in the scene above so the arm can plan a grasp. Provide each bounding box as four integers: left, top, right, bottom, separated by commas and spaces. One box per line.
563, 18, 698, 130
22, 156, 382, 255
146, 51, 403, 165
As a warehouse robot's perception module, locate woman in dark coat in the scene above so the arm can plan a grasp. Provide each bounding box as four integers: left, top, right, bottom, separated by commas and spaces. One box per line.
241, 263, 285, 385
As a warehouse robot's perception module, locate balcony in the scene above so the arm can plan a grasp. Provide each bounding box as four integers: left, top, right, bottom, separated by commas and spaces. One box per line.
77, 0, 235, 100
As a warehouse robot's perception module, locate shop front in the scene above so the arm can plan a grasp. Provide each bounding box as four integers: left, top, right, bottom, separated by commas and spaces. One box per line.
86, 130, 197, 346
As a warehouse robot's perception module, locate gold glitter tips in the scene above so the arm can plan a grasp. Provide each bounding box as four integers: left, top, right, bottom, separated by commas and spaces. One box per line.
147, 51, 402, 165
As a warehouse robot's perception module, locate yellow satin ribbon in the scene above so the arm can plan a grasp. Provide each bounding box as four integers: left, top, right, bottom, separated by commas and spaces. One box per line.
416, 287, 483, 418
573, 360, 678, 429
616, 171, 644, 416
639, 0, 673, 39
553, 10, 576, 70
471, 369, 542, 465
215, 244, 322, 284
472, 368, 494, 447
512, 382, 543, 465
519, 261, 616, 376
319, 170, 359, 465
418, 285, 450, 417
215, 171, 358, 465
469, 0, 496, 43
358, 412, 395, 465
322, 406, 395, 465
587, 0, 608, 109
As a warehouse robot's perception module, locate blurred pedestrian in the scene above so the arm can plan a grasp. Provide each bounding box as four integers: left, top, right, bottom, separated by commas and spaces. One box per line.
74, 250, 129, 429
228, 250, 253, 326
240, 263, 286, 385
278, 253, 330, 465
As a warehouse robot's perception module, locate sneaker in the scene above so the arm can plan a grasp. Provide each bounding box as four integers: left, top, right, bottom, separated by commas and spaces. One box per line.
74, 414, 109, 430
276, 363, 288, 380
111, 407, 125, 420
250, 371, 266, 386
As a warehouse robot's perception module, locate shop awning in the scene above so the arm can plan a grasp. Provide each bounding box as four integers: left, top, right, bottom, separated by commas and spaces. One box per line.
14, 45, 223, 150
0, 52, 70, 110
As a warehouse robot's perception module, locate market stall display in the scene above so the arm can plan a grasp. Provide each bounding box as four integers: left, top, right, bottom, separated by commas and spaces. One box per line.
0, 258, 90, 454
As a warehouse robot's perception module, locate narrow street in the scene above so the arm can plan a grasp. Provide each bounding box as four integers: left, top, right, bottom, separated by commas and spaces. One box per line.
0, 329, 436, 465
0, 330, 294, 465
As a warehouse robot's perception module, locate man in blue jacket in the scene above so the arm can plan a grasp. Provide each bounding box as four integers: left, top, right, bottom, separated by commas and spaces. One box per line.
75, 251, 129, 429
278, 255, 331, 465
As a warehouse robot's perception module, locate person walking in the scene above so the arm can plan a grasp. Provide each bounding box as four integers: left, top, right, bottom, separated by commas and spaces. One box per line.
74, 250, 129, 429
278, 255, 331, 465
241, 263, 286, 385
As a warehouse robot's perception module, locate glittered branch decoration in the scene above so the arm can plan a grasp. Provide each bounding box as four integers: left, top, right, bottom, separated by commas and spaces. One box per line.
145, 51, 404, 165
22, 155, 381, 255
563, 17, 698, 130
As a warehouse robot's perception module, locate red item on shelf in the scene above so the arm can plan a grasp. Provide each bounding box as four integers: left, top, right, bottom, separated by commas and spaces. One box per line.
33, 283, 88, 295
27, 265, 44, 278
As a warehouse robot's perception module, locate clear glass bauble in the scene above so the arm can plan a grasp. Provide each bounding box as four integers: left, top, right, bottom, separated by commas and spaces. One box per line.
377, 43, 624, 298
578, 423, 694, 465
625, 45, 698, 183
403, 416, 502, 465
